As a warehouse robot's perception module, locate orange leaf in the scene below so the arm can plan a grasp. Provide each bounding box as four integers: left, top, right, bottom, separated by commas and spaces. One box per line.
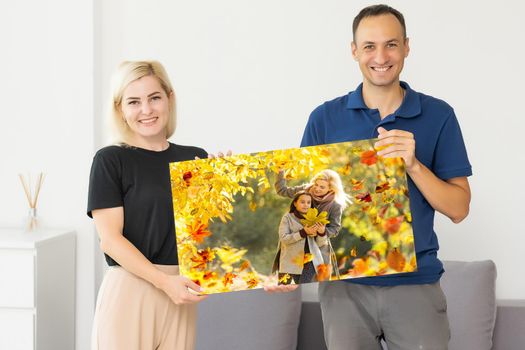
222, 272, 236, 287
317, 264, 331, 281
239, 261, 251, 272
350, 258, 368, 276
351, 178, 364, 191
360, 150, 377, 166
303, 253, 314, 264
190, 248, 215, 269
187, 221, 212, 244
350, 246, 357, 257
203, 271, 217, 280
387, 248, 406, 272
246, 277, 259, 289
383, 216, 404, 234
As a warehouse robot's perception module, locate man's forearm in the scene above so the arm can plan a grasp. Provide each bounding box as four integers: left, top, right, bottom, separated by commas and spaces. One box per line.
407, 160, 471, 223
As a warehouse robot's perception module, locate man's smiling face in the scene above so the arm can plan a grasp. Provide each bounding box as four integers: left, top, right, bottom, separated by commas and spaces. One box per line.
352, 14, 410, 88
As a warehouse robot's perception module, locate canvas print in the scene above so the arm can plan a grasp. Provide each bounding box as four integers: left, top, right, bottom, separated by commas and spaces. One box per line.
170, 139, 416, 294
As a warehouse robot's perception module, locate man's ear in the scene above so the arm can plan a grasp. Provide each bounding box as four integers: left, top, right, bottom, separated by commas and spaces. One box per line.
351, 41, 358, 61
404, 37, 410, 58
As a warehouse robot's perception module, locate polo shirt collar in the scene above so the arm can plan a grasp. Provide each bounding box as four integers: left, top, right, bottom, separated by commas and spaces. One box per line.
346, 81, 421, 119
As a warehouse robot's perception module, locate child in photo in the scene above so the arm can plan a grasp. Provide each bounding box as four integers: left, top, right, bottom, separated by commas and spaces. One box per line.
272, 191, 328, 285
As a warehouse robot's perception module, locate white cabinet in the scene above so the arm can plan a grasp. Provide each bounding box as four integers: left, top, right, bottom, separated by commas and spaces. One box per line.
0, 229, 76, 350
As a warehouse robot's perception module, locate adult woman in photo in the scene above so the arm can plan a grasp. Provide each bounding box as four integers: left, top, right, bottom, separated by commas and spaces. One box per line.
87, 61, 208, 350
275, 169, 350, 275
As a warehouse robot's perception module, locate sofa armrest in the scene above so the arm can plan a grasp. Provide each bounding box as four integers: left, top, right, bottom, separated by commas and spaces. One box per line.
492, 300, 525, 350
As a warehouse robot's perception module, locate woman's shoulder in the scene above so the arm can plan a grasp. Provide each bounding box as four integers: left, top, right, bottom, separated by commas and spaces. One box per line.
92, 144, 127, 162
169, 143, 208, 158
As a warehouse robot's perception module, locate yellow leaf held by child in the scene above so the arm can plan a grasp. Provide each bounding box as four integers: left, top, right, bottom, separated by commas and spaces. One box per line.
300, 208, 330, 227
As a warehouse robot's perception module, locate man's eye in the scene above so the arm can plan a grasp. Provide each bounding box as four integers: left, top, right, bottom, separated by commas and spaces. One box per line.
364, 45, 374, 50
387, 43, 398, 48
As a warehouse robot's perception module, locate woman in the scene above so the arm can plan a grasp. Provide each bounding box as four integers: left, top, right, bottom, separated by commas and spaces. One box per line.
275, 169, 350, 276
87, 61, 207, 350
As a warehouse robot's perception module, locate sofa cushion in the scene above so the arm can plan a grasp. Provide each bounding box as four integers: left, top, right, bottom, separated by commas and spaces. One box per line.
196, 288, 302, 350
441, 260, 497, 350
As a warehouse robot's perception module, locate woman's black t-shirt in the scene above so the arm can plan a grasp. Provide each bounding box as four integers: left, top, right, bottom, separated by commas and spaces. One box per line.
87, 142, 207, 266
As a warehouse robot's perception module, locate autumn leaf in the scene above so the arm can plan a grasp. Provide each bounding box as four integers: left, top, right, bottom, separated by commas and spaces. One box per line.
350, 246, 357, 257
317, 264, 331, 281
203, 271, 217, 280
239, 261, 251, 272
215, 246, 247, 267
190, 248, 215, 269
246, 276, 259, 289
187, 221, 212, 244
222, 272, 236, 287
303, 253, 314, 264
375, 181, 390, 193
279, 273, 291, 284
383, 216, 404, 234
339, 163, 352, 176
360, 150, 377, 166
183, 171, 192, 186
300, 208, 330, 227
378, 205, 389, 218
356, 192, 372, 203
386, 248, 406, 272
351, 178, 364, 191
350, 258, 368, 276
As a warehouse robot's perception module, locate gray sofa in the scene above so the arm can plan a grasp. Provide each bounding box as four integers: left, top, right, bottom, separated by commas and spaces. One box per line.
196, 260, 525, 350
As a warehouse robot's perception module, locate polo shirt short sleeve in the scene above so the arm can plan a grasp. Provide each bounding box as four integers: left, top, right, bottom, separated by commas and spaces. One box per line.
301, 82, 472, 286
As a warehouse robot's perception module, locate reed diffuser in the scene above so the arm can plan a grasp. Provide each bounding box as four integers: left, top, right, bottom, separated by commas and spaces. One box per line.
18, 172, 45, 231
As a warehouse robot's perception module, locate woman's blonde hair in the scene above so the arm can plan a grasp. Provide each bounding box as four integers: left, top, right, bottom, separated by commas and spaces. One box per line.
109, 60, 176, 144
310, 169, 352, 209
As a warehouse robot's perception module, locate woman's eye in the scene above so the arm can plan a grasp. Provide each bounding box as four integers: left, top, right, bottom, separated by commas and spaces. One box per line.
128, 100, 139, 105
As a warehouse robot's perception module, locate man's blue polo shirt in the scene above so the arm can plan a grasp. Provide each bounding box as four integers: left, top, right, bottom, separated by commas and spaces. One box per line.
300, 81, 472, 286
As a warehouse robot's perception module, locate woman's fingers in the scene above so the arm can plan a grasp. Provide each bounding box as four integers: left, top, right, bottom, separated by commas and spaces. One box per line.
264, 284, 299, 293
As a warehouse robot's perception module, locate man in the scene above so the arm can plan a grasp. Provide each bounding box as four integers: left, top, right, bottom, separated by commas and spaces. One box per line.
301, 4, 472, 350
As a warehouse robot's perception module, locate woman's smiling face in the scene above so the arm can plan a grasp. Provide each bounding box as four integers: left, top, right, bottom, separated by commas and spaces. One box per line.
120, 75, 171, 142
312, 179, 330, 197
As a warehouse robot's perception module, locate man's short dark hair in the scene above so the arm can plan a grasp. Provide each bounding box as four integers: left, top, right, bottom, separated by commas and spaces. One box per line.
352, 4, 406, 41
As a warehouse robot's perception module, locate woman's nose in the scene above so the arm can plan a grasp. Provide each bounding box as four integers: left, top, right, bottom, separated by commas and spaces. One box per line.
141, 101, 153, 115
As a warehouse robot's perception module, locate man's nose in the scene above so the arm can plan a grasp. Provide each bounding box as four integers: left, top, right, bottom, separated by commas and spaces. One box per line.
375, 47, 388, 65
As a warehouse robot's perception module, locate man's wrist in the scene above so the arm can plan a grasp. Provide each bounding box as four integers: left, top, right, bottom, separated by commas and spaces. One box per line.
406, 159, 423, 176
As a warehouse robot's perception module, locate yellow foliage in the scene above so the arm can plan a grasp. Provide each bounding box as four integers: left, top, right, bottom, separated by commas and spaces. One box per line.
300, 208, 330, 227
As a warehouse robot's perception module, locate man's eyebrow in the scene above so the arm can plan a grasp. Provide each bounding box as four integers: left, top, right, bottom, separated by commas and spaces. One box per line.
126, 91, 161, 100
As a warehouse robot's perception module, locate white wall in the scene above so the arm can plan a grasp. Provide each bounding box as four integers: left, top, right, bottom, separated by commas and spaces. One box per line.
98, 0, 524, 299
0, 1, 95, 350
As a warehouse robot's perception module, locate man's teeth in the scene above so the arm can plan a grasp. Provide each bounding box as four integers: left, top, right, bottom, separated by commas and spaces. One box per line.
373, 66, 390, 72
